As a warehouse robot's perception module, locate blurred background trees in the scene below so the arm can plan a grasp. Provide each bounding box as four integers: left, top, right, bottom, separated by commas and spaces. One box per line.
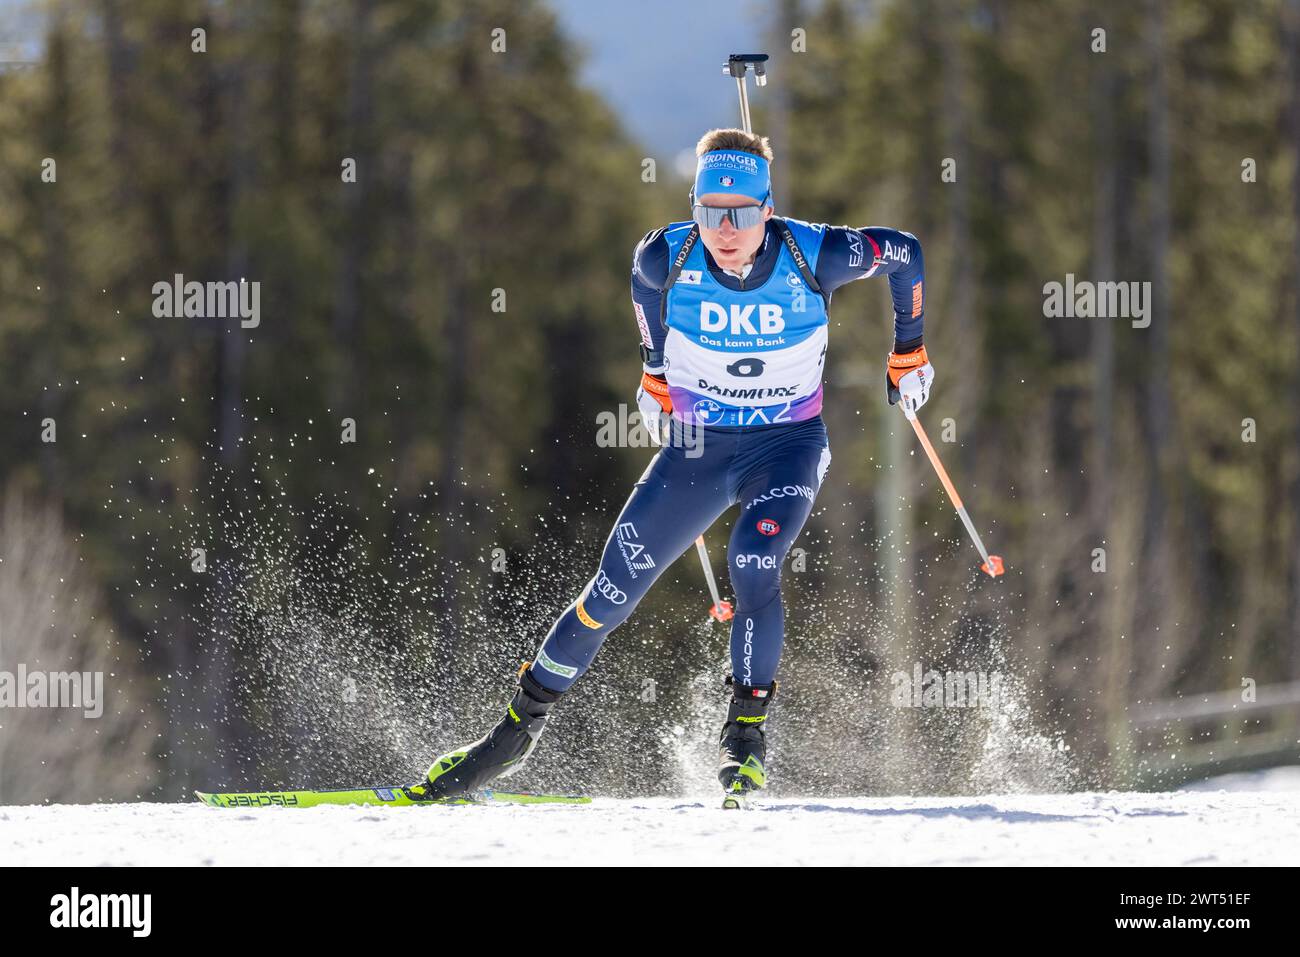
0, 0, 1296, 800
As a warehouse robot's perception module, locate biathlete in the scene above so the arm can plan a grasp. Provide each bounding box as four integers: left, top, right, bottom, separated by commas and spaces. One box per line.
409, 127, 934, 804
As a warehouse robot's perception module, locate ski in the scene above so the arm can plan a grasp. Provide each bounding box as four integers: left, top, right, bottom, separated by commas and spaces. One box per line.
195, 786, 591, 808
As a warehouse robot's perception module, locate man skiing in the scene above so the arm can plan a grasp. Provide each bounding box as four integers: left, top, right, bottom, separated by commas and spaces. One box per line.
408, 128, 933, 805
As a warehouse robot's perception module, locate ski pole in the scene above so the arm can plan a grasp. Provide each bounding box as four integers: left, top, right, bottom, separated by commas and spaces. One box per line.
902, 407, 1005, 578
724, 53, 768, 135
696, 535, 734, 621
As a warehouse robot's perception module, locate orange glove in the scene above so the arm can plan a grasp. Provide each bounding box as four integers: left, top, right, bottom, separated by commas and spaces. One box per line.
636, 372, 672, 444
886, 344, 935, 417
638, 372, 671, 413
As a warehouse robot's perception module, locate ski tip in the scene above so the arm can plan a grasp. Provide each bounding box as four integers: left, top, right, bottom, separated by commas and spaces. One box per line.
194, 790, 242, 808
192, 787, 592, 808
483, 790, 593, 805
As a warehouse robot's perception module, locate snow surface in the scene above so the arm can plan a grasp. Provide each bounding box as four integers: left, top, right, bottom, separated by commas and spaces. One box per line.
3, 791, 1297, 866
1178, 765, 1300, 793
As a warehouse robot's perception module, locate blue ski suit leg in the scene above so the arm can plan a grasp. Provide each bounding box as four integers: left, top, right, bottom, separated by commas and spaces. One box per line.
528, 417, 830, 693
725, 420, 831, 687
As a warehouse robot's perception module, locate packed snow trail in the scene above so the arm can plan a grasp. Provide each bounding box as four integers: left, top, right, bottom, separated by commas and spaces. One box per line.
3, 792, 1296, 866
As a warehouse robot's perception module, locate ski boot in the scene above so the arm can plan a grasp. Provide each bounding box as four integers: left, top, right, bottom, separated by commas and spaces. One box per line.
718, 676, 776, 809
404, 663, 564, 803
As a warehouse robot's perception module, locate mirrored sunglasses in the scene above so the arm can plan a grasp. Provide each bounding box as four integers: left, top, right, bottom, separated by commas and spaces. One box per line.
691, 203, 766, 230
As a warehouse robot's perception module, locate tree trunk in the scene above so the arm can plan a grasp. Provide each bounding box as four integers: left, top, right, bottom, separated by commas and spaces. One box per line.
1091, 5, 1128, 779
332, 0, 376, 415
1286, 0, 1300, 678
941, 0, 977, 472
1132, 0, 1176, 708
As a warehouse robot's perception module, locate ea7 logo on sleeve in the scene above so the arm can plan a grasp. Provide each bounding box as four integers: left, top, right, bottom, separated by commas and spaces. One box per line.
847, 232, 863, 268
50, 887, 152, 937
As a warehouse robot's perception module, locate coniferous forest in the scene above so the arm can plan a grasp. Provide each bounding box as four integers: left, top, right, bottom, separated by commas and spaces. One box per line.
1, 0, 1298, 803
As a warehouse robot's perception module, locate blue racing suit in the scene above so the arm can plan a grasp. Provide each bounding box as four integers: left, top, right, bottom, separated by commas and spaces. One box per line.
529, 216, 925, 692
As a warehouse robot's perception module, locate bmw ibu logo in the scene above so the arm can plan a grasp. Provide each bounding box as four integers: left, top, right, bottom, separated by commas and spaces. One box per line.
692, 398, 724, 424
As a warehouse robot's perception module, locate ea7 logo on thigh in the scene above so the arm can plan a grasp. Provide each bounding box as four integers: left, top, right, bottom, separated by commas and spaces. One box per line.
615, 521, 655, 578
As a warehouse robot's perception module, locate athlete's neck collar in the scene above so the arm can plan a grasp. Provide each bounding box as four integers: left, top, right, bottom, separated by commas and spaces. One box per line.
706, 221, 775, 280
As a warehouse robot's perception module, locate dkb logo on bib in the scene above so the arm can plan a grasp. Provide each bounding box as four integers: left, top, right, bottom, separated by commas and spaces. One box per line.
700, 302, 785, 335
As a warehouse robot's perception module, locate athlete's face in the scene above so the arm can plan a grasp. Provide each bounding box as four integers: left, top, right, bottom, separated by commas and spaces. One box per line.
694, 193, 773, 272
